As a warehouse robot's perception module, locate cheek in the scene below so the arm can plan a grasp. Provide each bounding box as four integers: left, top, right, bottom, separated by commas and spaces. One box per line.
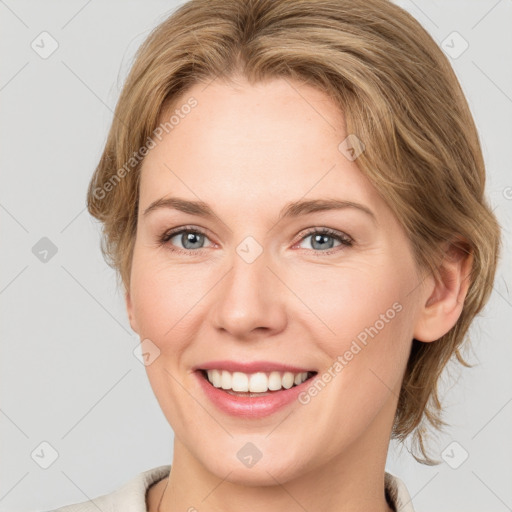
128, 251, 208, 423
292, 259, 415, 408
129, 249, 214, 348
131, 246, 196, 334
292, 260, 410, 350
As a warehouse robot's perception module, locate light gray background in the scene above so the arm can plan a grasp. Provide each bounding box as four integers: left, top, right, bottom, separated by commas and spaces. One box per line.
1, 1, 511, 511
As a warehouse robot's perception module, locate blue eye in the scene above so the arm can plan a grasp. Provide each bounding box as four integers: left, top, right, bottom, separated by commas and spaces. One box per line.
160, 227, 212, 253
296, 228, 353, 254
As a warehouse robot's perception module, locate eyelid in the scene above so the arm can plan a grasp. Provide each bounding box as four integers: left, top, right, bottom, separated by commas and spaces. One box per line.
160, 225, 210, 241
295, 226, 353, 245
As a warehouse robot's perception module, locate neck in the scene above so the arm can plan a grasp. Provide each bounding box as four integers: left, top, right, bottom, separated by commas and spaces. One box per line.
156, 411, 395, 512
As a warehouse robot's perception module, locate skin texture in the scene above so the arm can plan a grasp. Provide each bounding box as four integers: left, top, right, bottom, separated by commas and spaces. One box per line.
126, 76, 472, 512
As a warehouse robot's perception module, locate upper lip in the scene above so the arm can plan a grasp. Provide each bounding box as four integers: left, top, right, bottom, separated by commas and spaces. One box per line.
194, 360, 316, 374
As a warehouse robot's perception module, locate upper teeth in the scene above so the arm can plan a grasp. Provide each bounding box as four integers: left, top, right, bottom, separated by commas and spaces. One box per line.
205, 370, 310, 392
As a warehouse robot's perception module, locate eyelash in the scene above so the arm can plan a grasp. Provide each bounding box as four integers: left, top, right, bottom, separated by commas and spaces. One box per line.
158, 225, 354, 256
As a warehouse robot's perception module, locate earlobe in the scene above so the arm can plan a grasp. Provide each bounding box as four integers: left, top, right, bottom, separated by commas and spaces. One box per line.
125, 290, 139, 334
414, 242, 473, 343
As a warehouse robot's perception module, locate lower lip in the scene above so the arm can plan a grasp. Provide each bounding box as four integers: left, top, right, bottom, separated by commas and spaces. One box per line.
195, 371, 315, 418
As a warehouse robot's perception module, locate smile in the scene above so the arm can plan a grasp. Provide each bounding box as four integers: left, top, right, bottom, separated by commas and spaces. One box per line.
200, 369, 315, 393
194, 363, 318, 418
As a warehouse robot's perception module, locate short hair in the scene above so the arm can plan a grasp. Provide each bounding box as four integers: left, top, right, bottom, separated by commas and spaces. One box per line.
86, 0, 501, 463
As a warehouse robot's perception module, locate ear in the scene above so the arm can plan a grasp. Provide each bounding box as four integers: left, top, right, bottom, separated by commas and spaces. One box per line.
413, 241, 473, 342
125, 289, 140, 334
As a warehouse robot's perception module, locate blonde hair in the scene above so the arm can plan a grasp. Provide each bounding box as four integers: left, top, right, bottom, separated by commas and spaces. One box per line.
87, 0, 501, 463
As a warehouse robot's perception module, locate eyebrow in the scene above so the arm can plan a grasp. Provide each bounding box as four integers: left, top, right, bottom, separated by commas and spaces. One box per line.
142, 196, 376, 223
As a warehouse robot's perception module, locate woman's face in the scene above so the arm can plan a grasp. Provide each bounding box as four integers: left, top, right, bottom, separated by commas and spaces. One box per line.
126, 76, 428, 484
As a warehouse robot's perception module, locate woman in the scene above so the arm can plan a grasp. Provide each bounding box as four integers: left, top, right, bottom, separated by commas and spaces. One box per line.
54, 0, 501, 510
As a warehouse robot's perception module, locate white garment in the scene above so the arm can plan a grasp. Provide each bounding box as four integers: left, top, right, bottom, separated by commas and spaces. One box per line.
51, 464, 415, 512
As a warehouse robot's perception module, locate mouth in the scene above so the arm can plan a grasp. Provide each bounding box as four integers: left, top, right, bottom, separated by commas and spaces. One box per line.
197, 369, 318, 397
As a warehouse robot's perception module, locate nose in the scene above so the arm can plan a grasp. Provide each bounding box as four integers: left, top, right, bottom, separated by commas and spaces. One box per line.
211, 245, 288, 340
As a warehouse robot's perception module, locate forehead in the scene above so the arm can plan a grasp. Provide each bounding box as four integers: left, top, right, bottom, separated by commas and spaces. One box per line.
138, 77, 384, 216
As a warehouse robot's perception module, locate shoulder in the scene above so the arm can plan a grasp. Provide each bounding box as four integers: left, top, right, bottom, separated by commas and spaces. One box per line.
49, 465, 171, 512
385, 471, 415, 512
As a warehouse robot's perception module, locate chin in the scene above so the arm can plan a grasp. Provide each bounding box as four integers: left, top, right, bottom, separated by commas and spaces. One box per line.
197, 441, 313, 487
